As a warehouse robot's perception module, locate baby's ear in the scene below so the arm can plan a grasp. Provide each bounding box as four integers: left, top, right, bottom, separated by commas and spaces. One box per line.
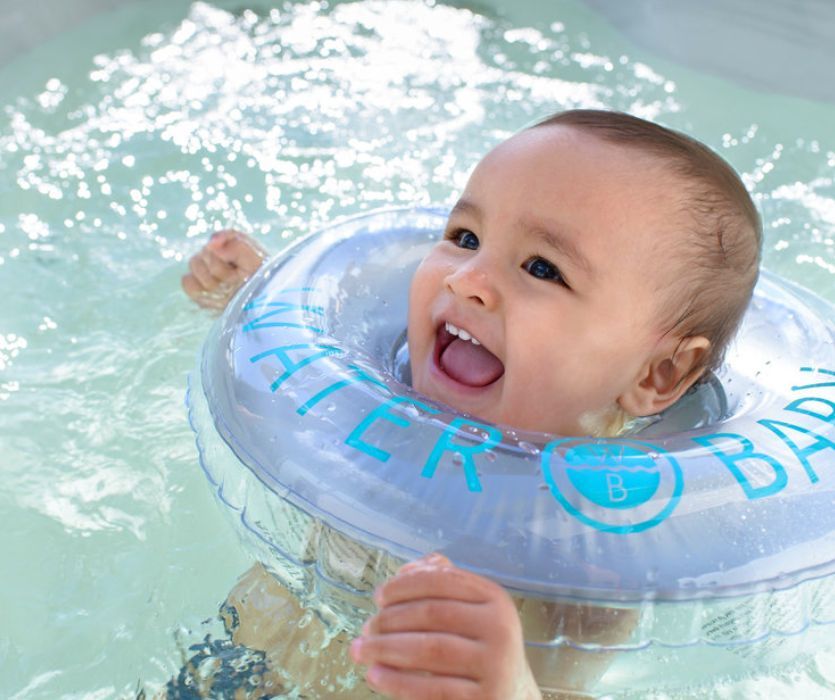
618, 336, 711, 417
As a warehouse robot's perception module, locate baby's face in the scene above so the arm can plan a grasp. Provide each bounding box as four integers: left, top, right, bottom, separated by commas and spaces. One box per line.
408, 125, 683, 435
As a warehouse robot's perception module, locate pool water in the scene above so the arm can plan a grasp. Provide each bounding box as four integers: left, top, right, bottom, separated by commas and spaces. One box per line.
0, 0, 833, 697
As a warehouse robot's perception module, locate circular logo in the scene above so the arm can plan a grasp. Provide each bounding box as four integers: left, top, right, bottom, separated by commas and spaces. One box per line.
540, 438, 683, 534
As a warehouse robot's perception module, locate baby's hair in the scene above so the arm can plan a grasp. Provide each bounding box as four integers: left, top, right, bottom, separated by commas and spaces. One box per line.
532, 109, 762, 377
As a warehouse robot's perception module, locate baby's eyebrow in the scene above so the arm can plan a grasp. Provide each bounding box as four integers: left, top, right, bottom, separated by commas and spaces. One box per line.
527, 221, 595, 279
449, 198, 481, 221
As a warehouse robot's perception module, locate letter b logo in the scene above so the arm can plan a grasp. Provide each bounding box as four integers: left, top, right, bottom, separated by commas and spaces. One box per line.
606, 472, 628, 503
541, 439, 683, 534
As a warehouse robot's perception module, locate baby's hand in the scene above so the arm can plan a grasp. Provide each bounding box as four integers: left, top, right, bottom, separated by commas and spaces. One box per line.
351, 554, 541, 700
181, 229, 267, 310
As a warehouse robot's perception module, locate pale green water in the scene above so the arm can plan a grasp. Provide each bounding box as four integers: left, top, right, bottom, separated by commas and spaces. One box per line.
0, 0, 834, 698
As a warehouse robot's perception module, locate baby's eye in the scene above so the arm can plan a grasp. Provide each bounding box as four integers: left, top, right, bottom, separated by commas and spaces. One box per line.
446, 228, 479, 250
524, 256, 568, 287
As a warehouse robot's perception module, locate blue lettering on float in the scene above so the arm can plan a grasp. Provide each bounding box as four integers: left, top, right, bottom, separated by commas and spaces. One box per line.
346, 396, 439, 462
606, 473, 629, 503
692, 433, 787, 499
297, 364, 393, 416
791, 366, 835, 391
243, 301, 325, 334
783, 395, 835, 423
539, 438, 683, 533
559, 442, 662, 510
249, 343, 342, 392
421, 418, 502, 493
757, 418, 835, 484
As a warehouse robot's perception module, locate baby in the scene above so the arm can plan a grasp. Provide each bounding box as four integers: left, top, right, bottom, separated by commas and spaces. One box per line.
182, 109, 761, 698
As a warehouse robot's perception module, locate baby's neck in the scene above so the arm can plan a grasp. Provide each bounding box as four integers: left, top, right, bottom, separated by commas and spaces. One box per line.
578, 405, 635, 438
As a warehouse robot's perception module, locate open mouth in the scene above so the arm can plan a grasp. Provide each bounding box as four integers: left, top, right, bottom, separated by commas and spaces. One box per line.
434, 321, 505, 388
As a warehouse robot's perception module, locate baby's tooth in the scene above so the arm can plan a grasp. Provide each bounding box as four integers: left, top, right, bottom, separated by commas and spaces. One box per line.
444, 321, 482, 345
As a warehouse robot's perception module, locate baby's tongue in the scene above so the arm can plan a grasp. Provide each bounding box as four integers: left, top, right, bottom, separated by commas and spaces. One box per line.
440, 338, 504, 387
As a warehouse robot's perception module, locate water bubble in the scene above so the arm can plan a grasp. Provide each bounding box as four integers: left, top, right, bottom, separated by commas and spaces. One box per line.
297, 611, 314, 629
519, 441, 540, 455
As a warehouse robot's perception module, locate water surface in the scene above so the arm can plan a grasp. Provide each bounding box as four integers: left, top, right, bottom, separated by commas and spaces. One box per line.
1, 1, 833, 697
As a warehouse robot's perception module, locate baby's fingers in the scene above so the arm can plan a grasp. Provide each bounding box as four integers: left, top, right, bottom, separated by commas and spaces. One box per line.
208, 229, 266, 273
187, 251, 222, 290
201, 247, 241, 282
365, 599, 483, 639
397, 553, 451, 574
181, 256, 238, 310
351, 632, 482, 679
376, 565, 502, 608
181, 273, 208, 302
365, 664, 481, 700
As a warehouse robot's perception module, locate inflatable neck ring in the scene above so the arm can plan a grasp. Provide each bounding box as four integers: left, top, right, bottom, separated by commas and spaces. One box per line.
188, 207, 835, 693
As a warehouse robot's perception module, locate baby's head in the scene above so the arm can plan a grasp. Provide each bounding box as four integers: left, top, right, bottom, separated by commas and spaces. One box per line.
407, 109, 761, 437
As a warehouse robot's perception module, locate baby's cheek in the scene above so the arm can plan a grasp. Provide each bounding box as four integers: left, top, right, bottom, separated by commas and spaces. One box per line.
412, 374, 445, 404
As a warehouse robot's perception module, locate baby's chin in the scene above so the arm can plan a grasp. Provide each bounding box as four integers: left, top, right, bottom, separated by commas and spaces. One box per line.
411, 374, 453, 410
411, 373, 534, 433
410, 371, 496, 423
413, 373, 610, 437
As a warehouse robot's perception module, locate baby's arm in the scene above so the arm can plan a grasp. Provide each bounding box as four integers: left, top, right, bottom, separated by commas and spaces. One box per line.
351, 554, 542, 700
181, 229, 266, 309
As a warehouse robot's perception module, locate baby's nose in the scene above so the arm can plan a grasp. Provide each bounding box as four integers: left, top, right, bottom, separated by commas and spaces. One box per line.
445, 261, 498, 308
